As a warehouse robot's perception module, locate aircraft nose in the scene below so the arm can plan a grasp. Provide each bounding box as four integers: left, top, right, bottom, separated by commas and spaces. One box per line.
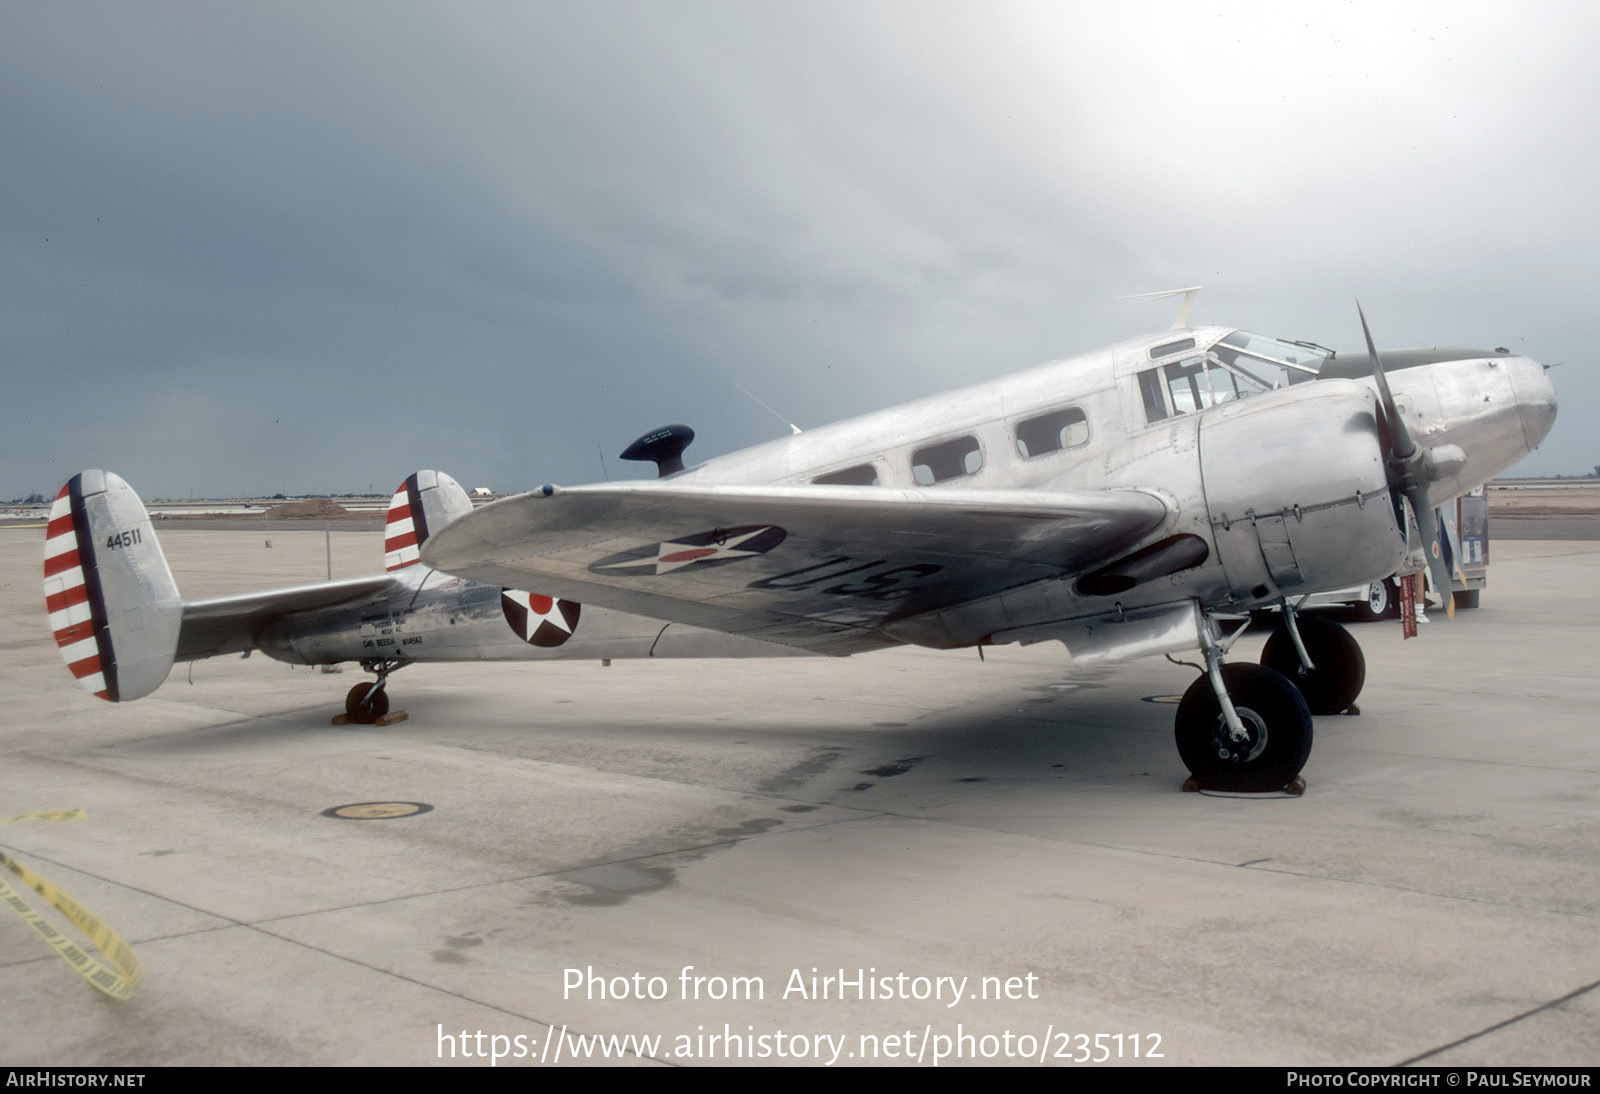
1508, 355, 1558, 451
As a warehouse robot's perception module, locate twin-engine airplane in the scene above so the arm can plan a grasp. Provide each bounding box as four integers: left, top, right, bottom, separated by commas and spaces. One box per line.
44, 306, 1556, 791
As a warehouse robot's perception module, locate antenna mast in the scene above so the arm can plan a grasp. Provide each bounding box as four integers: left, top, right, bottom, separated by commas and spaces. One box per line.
1122, 285, 1204, 330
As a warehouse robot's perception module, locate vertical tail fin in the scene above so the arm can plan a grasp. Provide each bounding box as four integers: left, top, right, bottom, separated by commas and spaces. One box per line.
384, 470, 582, 646
384, 471, 475, 572
42, 471, 181, 701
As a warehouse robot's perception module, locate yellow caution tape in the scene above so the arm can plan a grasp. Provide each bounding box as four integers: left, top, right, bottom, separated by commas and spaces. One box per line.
2, 809, 87, 826
0, 809, 143, 999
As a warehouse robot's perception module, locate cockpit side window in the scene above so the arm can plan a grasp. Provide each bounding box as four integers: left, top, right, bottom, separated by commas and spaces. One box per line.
1139, 368, 1170, 423
1164, 356, 1249, 412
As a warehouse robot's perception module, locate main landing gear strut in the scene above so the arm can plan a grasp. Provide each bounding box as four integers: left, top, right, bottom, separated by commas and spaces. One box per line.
342, 659, 409, 724
1173, 603, 1368, 792
1175, 614, 1312, 792
1260, 602, 1365, 716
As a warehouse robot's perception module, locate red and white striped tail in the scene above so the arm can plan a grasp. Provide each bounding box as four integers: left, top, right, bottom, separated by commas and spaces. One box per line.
384, 478, 425, 572
41, 471, 182, 703
385, 471, 474, 572
43, 482, 109, 699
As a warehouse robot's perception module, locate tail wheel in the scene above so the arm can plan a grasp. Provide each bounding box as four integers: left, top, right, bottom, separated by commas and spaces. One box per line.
1260, 613, 1366, 715
345, 682, 389, 723
1176, 663, 1312, 792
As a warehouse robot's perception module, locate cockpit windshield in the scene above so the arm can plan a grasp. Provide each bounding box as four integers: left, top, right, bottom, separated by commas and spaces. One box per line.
1139, 331, 1331, 420
1212, 331, 1330, 386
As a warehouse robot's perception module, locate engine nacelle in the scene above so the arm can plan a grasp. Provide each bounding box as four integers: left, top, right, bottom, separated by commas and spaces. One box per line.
1200, 379, 1407, 608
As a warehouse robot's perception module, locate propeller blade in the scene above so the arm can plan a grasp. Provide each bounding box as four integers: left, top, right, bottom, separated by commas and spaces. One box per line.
1434, 503, 1467, 619
1400, 496, 1454, 624
1418, 500, 1456, 621
1358, 299, 1453, 623
1356, 298, 1417, 462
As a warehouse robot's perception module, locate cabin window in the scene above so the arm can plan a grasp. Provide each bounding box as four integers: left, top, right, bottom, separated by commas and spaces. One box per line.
911, 436, 982, 484
1015, 406, 1089, 458
813, 463, 880, 486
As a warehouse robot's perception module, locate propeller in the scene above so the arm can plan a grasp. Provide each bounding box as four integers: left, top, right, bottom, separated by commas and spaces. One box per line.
1435, 501, 1468, 594
1356, 300, 1461, 620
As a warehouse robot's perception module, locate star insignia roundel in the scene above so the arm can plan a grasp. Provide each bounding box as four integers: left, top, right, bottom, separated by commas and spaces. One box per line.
501, 590, 581, 647
589, 525, 787, 577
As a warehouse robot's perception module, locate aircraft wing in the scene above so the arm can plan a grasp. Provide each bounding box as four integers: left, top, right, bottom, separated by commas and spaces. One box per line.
421, 482, 1168, 654
177, 575, 398, 660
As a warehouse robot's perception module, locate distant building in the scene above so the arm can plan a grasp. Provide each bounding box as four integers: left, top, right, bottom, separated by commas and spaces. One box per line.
471, 487, 494, 498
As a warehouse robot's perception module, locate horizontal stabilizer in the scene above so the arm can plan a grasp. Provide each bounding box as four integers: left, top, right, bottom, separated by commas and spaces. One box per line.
178, 576, 397, 660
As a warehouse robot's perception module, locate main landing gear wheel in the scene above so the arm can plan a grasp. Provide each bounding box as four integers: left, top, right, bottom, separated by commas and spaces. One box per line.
1176, 663, 1312, 792
1260, 613, 1366, 715
344, 682, 390, 724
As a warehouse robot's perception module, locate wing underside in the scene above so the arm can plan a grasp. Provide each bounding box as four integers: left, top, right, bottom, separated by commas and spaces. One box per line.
421, 482, 1169, 654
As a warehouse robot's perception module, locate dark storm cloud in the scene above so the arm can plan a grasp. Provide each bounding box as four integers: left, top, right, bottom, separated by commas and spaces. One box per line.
3, 2, 1597, 501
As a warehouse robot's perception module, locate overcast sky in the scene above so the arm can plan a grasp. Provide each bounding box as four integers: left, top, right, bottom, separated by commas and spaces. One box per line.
4, 1, 1596, 500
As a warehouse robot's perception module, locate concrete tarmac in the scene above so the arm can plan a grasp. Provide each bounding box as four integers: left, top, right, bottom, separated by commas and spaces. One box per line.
1, 526, 1597, 1067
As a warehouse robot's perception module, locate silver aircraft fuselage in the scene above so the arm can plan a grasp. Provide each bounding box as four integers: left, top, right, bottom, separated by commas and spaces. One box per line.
253, 565, 803, 667
600, 325, 1555, 649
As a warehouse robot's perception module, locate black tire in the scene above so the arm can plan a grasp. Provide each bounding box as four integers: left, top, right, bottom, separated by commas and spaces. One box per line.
1452, 588, 1480, 610
1176, 663, 1313, 792
345, 682, 389, 723
1260, 614, 1366, 715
